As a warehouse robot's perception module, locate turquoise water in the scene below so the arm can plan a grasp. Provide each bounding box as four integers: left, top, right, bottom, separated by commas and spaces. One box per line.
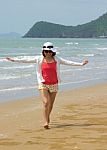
0, 37, 107, 102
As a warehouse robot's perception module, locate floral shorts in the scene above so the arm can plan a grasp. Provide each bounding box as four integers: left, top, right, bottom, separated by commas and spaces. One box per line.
38, 83, 58, 93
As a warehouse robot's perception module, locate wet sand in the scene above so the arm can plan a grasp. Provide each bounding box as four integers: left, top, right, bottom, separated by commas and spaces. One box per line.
0, 83, 107, 150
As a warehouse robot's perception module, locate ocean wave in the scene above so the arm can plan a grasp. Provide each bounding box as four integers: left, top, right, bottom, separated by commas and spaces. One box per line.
77, 54, 95, 57
97, 47, 107, 51
60, 77, 102, 86
0, 85, 37, 93
65, 42, 79, 45
0, 52, 31, 56
60, 66, 107, 73
0, 58, 7, 62
0, 64, 35, 70
60, 67, 92, 73
65, 42, 73, 45
0, 74, 32, 80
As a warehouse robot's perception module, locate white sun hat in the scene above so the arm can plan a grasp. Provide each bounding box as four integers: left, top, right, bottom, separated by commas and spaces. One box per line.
42, 42, 57, 52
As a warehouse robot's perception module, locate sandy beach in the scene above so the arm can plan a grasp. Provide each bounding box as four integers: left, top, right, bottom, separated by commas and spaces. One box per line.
0, 83, 107, 150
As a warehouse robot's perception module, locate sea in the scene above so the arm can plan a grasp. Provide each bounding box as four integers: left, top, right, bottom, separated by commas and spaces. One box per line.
0, 37, 107, 103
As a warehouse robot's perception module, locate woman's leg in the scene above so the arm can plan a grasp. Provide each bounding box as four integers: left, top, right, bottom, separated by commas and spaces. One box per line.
48, 92, 57, 123
40, 89, 50, 128
40, 90, 57, 128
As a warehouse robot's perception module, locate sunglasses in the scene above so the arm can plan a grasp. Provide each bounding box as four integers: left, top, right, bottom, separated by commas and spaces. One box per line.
44, 50, 53, 53
43, 46, 53, 49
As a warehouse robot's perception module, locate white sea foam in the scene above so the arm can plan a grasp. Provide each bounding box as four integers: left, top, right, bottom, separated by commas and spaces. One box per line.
0, 58, 7, 62
0, 74, 31, 80
0, 64, 34, 70
77, 54, 95, 57
94, 44, 99, 46
0, 85, 37, 93
97, 47, 107, 51
74, 42, 79, 45
65, 42, 78, 45
65, 42, 73, 45
60, 67, 93, 72
1, 52, 32, 56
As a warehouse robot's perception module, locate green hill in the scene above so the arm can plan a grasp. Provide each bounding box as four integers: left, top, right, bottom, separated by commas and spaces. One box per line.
23, 12, 107, 38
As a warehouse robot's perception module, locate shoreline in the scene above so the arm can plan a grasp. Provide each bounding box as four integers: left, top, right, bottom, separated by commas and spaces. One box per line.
0, 78, 106, 103
0, 83, 107, 150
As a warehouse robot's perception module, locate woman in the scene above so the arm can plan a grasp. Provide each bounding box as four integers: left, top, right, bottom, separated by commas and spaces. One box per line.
6, 42, 88, 129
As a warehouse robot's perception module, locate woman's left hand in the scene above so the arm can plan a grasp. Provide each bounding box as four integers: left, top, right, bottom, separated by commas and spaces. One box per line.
82, 60, 88, 65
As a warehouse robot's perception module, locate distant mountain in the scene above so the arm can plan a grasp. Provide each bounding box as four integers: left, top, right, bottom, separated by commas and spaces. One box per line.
23, 12, 107, 38
0, 32, 21, 38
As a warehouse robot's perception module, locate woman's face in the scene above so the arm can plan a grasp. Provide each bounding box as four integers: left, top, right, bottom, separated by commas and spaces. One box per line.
43, 50, 53, 57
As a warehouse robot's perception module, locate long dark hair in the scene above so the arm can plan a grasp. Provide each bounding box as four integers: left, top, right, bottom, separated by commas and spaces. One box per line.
42, 50, 56, 57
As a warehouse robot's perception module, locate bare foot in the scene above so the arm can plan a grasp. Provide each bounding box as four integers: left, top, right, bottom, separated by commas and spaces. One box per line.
44, 124, 49, 129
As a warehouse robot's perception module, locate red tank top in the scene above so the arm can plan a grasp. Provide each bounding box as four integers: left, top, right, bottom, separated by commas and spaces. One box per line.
41, 61, 58, 85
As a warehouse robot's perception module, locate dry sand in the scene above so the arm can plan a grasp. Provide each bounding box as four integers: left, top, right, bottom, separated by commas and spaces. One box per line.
0, 83, 107, 150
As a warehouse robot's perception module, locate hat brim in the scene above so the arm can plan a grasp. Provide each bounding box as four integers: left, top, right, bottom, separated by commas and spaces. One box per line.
42, 48, 57, 52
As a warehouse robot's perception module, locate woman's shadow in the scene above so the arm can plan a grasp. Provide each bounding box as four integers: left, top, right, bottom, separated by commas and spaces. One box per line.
52, 122, 99, 129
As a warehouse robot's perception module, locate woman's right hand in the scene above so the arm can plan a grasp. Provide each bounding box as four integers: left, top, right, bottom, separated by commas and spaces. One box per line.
6, 57, 14, 62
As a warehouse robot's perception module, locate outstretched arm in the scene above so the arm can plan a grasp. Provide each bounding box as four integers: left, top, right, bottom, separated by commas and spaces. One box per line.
59, 57, 88, 66
6, 57, 37, 63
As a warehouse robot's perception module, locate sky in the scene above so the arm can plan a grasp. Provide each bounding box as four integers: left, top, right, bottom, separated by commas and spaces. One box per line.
0, 0, 107, 35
